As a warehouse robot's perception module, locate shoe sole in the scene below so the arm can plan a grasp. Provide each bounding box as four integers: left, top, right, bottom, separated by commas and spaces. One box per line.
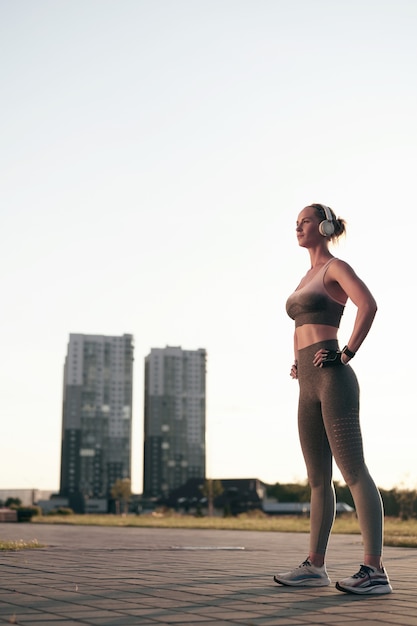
274, 576, 331, 587
336, 582, 393, 595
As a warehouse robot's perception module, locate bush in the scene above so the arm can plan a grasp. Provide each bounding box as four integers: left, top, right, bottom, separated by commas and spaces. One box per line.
238, 508, 267, 519
16, 506, 42, 523
47, 507, 74, 516
5, 497, 22, 508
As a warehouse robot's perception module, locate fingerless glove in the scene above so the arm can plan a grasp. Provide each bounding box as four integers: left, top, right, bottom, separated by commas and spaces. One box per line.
321, 350, 343, 367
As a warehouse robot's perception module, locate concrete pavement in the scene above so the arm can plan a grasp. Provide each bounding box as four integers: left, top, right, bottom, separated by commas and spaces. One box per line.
0, 522, 416, 625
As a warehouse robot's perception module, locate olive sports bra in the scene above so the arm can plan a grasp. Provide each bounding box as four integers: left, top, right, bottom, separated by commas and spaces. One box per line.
286, 258, 345, 328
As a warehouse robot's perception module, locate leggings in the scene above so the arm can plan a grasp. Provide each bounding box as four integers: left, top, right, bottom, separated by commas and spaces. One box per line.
297, 340, 383, 557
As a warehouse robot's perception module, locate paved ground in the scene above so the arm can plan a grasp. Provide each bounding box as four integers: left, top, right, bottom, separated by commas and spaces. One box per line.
0, 523, 416, 625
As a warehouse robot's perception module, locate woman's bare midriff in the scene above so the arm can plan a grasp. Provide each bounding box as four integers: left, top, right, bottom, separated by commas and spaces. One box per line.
296, 324, 339, 350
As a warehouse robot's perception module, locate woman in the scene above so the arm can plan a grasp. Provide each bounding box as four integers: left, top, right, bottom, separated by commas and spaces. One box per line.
273, 204, 392, 595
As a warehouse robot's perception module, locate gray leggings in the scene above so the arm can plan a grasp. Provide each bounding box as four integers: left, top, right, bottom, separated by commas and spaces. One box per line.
298, 340, 383, 557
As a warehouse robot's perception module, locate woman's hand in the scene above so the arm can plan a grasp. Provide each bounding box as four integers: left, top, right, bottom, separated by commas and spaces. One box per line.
313, 348, 350, 367
290, 361, 298, 379
313, 348, 328, 367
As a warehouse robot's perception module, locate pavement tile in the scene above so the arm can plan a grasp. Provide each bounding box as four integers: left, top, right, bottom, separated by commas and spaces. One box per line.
1, 523, 417, 625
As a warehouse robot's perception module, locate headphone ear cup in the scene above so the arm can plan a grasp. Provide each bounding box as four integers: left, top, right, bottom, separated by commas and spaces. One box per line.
319, 220, 335, 237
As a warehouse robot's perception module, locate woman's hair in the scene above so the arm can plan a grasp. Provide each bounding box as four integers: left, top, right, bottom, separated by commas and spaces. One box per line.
310, 203, 346, 242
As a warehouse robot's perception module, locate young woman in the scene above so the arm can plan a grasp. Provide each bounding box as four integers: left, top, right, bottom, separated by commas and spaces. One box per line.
273, 204, 392, 595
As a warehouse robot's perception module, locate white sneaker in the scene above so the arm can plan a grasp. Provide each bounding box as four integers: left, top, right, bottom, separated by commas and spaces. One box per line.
336, 564, 393, 595
274, 559, 331, 587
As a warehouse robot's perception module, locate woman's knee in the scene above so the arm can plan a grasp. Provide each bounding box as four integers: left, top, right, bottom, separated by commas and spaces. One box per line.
308, 474, 333, 491
339, 464, 368, 488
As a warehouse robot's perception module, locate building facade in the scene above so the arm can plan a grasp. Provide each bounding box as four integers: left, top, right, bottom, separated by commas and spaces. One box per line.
143, 346, 206, 498
59, 333, 134, 512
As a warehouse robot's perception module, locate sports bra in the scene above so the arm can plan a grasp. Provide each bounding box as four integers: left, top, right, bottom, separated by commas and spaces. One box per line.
286, 258, 345, 328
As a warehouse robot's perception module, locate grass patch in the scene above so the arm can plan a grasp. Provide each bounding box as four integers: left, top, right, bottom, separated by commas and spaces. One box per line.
0, 539, 44, 551
31, 513, 417, 548
380, 518, 417, 549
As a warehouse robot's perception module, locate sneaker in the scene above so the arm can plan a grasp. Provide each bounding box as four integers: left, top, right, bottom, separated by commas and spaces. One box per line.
336, 564, 393, 595
273, 559, 331, 587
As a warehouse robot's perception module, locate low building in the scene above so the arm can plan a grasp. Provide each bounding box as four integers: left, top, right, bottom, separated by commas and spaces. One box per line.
161, 480, 355, 517
36, 496, 70, 515
0, 489, 55, 507
161, 477, 266, 516
0, 508, 18, 522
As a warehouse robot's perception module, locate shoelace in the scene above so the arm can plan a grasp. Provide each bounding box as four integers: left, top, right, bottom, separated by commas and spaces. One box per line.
353, 565, 373, 579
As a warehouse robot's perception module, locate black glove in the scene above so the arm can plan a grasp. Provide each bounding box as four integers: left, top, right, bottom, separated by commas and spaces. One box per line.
321, 350, 342, 367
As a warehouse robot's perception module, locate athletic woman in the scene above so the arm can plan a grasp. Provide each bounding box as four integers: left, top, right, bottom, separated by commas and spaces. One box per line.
273, 204, 392, 595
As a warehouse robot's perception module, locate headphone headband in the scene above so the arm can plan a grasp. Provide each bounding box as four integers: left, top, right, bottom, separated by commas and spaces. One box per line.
320, 204, 333, 222
316, 204, 335, 237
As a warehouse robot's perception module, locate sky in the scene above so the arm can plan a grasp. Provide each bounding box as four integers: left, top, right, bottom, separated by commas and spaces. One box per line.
1, 0, 416, 495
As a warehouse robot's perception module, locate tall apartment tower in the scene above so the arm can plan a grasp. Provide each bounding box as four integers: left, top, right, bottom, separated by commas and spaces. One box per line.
60, 333, 134, 512
143, 346, 206, 498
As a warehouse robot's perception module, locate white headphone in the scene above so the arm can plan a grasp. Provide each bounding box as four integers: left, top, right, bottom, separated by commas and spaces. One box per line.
318, 204, 335, 237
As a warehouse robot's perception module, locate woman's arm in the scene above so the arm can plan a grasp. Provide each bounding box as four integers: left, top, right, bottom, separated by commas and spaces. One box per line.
328, 260, 378, 362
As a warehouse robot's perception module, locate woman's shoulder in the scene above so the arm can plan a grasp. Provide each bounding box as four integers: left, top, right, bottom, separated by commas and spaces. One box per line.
327, 258, 361, 282
328, 257, 355, 273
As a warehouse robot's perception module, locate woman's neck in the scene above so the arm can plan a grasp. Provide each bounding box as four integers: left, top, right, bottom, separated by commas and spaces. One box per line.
308, 249, 333, 269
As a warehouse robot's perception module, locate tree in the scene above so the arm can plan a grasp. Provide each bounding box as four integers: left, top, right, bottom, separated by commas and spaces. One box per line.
110, 478, 131, 515
200, 479, 223, 517
266, 482, 311, 503
5, 497, 22, 508
394, 487, 417, 520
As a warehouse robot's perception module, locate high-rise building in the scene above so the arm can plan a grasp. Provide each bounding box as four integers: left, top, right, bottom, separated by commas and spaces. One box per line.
143, 346, 206, 498
59, 333, 134, 512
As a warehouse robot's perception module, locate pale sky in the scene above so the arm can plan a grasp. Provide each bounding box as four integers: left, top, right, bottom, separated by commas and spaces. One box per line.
1, 0, 416, 495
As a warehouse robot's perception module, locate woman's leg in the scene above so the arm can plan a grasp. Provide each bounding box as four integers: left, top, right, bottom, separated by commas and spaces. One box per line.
298, 395, 336, 563
298, 344, 336, 563
321, 365, 384, 563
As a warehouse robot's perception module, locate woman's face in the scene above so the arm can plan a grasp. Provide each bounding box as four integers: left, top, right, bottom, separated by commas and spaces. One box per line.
295, 206, 322, 248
